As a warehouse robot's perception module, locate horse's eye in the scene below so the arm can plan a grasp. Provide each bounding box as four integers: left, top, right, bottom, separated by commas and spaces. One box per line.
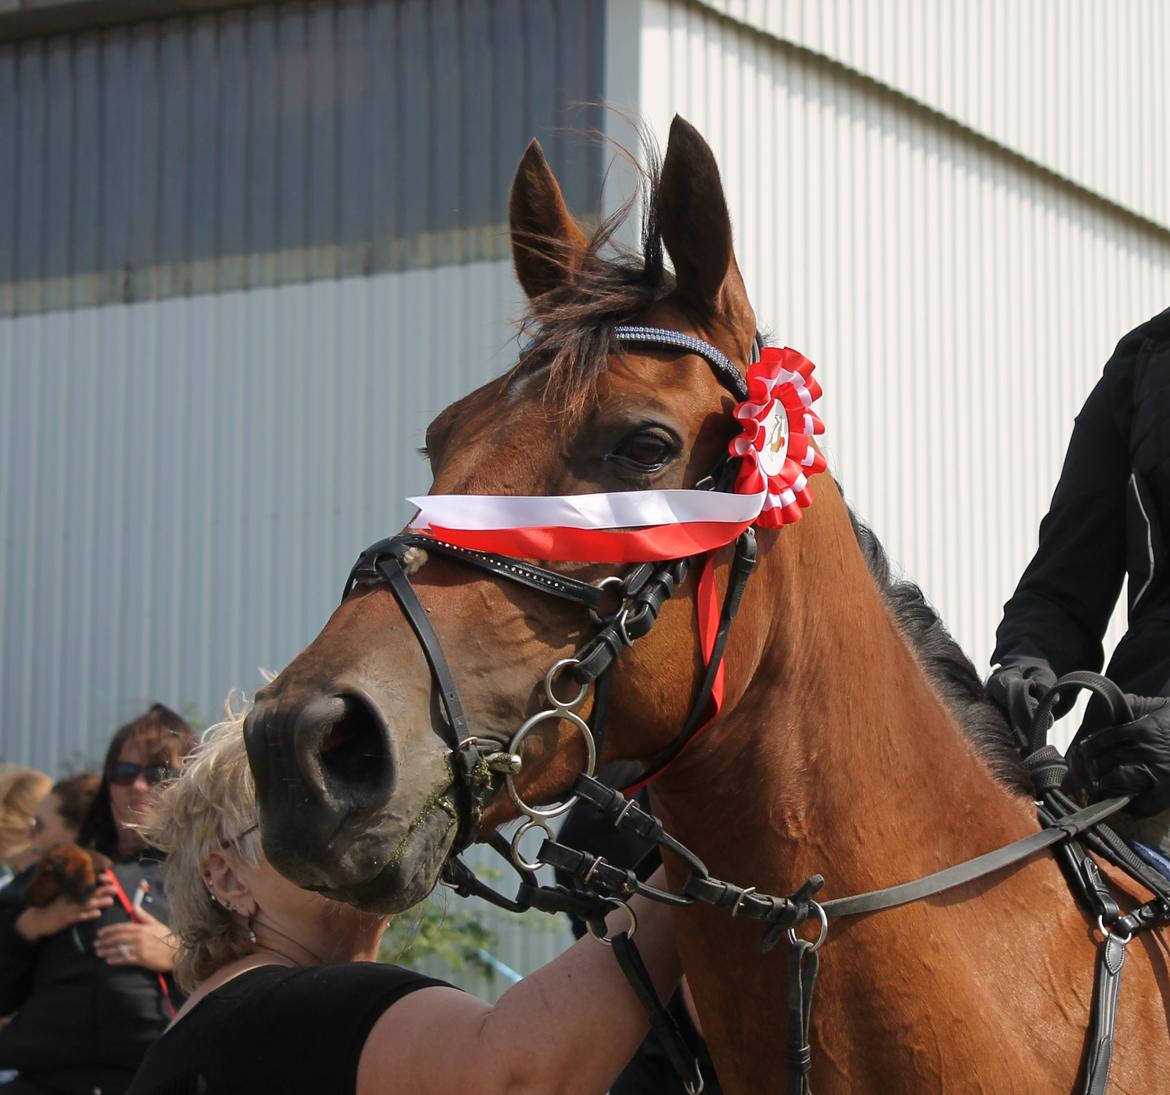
608, 429, 677, 471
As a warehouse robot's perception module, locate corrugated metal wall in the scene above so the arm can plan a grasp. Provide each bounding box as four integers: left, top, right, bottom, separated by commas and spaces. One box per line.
636, 0, 1170, 745
0, 259, 573, 994
1, 263, 528, 764
0, 0, 604, 316
1, 0, 604, 768
695, 0, 1170, 232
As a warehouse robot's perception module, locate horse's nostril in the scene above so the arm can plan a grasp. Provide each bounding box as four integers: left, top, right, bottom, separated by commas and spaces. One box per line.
315, 695, 394, 806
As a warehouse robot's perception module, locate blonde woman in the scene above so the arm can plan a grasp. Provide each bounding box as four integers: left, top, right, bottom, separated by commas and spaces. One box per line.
129, 717, 682, 1095
0, 767, 53, 884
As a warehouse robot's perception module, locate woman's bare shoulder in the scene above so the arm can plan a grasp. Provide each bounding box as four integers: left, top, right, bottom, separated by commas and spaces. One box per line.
357, 985, 499, 1095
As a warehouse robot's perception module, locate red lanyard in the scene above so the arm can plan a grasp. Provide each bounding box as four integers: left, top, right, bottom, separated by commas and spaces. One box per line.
106, 870, 177, 1020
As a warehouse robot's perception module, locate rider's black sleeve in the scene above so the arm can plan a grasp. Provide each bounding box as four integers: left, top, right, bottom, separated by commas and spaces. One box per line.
991, 371, 1130, 679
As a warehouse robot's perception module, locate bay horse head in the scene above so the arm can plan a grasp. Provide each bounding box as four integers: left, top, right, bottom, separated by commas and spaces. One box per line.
243, 116, 780, 911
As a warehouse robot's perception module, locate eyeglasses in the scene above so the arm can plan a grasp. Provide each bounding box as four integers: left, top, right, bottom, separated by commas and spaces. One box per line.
220, 822, 259, 849
107, 761, 177, 787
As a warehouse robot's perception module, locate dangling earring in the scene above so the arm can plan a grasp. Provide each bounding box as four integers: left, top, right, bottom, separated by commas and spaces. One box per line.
208, 892, 218, 905
248, 912, 257, 945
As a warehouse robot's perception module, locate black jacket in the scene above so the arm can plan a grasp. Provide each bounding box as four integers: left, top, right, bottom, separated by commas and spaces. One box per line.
0, 853, 179, 1095
993, 307, 1170, 710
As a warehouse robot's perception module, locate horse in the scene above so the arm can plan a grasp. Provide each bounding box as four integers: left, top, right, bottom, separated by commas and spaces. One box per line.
242, 117, 1170, 1091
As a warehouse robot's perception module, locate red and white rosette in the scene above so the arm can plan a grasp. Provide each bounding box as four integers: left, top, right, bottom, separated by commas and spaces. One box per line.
729, 347, 826, 528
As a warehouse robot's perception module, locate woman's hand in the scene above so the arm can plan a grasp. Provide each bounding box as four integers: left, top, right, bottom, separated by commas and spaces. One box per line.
95, 905, 177, 972
14, 882, 117, 942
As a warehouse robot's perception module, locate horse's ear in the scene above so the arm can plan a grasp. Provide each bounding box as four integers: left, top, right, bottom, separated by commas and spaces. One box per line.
658, 116, 755, 340
509, 140, 590, 301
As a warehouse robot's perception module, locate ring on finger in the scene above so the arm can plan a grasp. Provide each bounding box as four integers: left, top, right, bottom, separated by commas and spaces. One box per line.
119, 944, 131, 959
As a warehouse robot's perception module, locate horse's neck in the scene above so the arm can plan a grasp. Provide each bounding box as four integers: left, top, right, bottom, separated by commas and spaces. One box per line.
654, 504, 1037, 885
649, 501, 1086, 1088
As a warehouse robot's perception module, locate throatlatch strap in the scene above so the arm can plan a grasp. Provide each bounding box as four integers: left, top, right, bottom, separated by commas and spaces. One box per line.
623, 529, 758, 793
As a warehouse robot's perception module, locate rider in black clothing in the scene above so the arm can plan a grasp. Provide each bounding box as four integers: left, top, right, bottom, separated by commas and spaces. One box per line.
987, 307, 1170, 830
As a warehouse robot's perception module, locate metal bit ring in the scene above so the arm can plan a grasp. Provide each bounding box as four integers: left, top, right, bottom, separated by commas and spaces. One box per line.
504, 707, 597, 820
510, 818, 554, 872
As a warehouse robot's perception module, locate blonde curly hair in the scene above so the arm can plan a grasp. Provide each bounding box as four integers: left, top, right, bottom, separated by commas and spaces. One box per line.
144, 706, 262, 992
0, 767, 53, 862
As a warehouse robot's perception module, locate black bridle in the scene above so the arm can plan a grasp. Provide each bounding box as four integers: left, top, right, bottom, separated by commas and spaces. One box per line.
343, 325, 764, 856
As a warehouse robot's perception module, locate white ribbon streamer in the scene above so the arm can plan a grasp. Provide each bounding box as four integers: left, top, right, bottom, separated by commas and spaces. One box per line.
408, 485, 768, 531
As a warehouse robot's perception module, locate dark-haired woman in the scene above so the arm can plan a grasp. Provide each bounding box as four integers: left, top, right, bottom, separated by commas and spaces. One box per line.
0, 705, 197, 1094
27, 773, 101, 859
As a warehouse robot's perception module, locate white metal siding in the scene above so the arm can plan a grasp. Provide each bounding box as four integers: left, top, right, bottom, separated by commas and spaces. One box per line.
693, 0, 1170, 232
637, 0, 1170, 745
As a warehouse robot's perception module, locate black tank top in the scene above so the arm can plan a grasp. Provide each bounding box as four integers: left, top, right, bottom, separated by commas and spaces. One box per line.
127, 962, 451, 1094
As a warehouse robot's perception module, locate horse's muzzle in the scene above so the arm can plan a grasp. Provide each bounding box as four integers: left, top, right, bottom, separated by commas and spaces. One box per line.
243, 689, 397, 883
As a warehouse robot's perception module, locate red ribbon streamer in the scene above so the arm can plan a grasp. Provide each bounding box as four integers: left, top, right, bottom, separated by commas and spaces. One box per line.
106, 870, 177, 1020
426, 519, 755, 564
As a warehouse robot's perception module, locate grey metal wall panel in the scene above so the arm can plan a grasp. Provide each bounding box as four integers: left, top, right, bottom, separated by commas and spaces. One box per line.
0, 261, 527, 767
0, 0, 606, 316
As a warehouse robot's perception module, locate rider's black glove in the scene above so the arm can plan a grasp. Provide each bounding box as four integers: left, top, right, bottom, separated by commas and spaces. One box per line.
985, 658, 1071, 732
1068, 696, 1170, 817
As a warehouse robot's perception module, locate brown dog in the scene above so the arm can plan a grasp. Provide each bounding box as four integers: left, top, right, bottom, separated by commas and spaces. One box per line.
24, 843, 112, 907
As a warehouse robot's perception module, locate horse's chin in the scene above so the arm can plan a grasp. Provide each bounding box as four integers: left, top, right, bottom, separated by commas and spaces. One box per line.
327, 797, 458, 915
266, 792, 460, 916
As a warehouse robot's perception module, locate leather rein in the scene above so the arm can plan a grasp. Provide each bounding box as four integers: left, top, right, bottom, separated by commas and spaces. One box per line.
342, 327, 1170, 1095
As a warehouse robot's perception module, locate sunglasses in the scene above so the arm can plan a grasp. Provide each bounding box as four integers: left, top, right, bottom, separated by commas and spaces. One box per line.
107, 761, 177, 787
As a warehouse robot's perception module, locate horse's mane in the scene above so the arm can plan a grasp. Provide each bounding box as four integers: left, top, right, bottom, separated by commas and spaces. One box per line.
511, 145, 1026, 794
844, 502, 1029, 795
